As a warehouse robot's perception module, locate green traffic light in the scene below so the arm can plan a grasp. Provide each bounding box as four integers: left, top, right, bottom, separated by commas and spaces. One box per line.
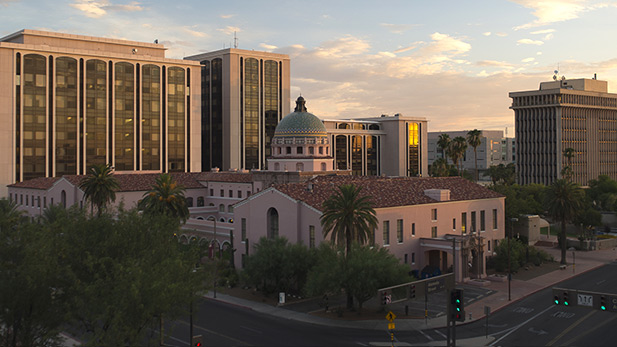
554, 299, 559, 305
601, 305, 606, 311
456, 307, 460, 312
564, 301, 569, 306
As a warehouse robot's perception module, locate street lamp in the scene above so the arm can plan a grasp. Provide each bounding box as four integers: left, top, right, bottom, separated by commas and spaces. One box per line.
508, 217, 518, 301
207, 216, 217, 298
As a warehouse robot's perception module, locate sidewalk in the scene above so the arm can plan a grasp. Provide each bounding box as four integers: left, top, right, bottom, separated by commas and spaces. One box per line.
204, 245, 616, 333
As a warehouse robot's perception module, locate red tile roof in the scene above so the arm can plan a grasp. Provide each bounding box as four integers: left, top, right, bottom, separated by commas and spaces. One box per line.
197, 172, 254, 183
9, 172, 205, 192
274, 176, 504, 211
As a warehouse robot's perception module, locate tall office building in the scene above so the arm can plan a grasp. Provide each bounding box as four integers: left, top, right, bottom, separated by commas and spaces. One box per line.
0, 29, 202, 195
184, 49, 290, 172
510, 78, 617, 186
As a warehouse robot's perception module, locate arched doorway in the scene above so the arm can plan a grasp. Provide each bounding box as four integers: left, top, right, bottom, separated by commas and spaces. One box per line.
267, 207, 279, 239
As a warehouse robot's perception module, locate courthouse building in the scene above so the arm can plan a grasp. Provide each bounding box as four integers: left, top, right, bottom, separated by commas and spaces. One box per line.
511, 78, 617, 186
0, 29, 202, 196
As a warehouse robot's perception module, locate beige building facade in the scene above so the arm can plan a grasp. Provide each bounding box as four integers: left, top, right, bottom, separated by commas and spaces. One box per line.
0, 29, 202, 196
510, 78, 617, 186
184, 49, 291, 172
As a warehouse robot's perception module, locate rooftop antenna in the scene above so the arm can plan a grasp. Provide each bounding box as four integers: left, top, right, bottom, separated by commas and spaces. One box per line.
234, 31, 238, 49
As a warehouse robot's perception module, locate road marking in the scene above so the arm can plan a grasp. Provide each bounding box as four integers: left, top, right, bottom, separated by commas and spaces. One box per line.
513, 307, 534, 314
546, 310, 596, 346
240, 325, 262, 334
551, 311, 575, 319
176, 319, 249, 346
434, 330, 447, 339
153, 330, 189, 346
356, 342, 368, 346
416, 329, 434, 341
596, 279, 606, 285
489, 305, 554, 346
568, 314, 617, 345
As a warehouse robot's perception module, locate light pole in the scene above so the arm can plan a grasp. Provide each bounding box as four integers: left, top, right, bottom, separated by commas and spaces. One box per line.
508, 217, 518, 301
208, 216, 218, 298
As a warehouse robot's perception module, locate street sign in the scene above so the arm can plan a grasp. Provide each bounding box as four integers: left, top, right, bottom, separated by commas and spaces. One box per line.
386, 311, 397, 322
426, 277, 446, 295
578, 294, 593, 307
388, 322, 395, 330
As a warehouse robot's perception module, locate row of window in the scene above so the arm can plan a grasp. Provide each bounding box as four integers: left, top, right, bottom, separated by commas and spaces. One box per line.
274, 146, 329, 155
9, 191, 67, 208
208, 189, 252, 198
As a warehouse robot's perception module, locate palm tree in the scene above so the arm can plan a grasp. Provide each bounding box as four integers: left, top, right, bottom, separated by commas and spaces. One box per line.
430, 158, 450, 177
467, 129, 482, 182
139, 173, 189, 222
79, 164, 119, 216
320, 184, 378, 309
321, 184, 378, 257
450, 136, 468, 174
562, 148, 575, 181
437, 133, 451, 165
0, 198, 25, 231
545, 179, 584, 264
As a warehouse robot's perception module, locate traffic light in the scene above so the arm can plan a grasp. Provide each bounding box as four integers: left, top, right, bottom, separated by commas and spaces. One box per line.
563, 291, 569, 306
410, 285, 416, 299
554, 295, 560, 305
451, 289, 465, 322
382, 291, 388, 305
192, 335, 203, 346
600, 296, 607, 311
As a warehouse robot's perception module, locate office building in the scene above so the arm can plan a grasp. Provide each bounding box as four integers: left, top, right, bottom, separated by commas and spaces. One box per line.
0, 29, 202, 196
184, 49, 290, 172
427, 130, 514, 179
510, 78, 617, 185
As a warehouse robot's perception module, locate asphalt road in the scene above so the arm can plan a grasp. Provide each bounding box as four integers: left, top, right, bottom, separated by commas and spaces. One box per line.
163, 263, 617, 346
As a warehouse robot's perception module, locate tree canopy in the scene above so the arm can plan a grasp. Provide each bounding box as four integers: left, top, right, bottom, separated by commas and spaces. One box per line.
79, 163, 119, 216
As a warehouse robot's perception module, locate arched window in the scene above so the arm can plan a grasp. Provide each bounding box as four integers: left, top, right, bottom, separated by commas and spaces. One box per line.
321, 162, 327, 171
369, 124, 380, 130
219, 204, 225, 212
339, 123, 349, 129
267, 207, 279, 239
296, 162, 304, 171
197, 196, 205, 207
61, 190, 67, 208
297, 147, 303, 154
186, 197, 194, 207
286, 147, 292, 154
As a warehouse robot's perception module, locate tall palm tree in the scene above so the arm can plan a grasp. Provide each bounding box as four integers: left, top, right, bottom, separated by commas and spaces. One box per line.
0, 198, 25, 231
139, 173, 189, 222
79, 163, 119, 216
320, 184, 378, 257
450, 136, 468, 174
437, 133, 451, 165
562, 148, 575, 181
466, 129, 482, 181
545, 179, 584, 264
320, 184, 378, 309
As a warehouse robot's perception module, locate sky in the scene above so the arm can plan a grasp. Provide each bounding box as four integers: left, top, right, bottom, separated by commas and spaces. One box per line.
2, 0, 617, 134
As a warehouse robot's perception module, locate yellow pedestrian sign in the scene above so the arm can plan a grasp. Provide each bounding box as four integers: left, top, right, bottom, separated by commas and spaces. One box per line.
388, 322, 395, 330
386, 311, 396, 322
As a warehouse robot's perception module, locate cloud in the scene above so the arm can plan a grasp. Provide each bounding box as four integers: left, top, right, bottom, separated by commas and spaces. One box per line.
530, 28, 555, 34
511, 0, 598, 29
393, 45, 417, 54
544, 33, 554, 40
314, 36, 371, 58
0, 0, 18, 6
522, 57, 535, 63
517, 38, 544, 45
495, 32, 508, 37
380, 23, 418, 34
260, 43, 278, 50
477, 60, 515, 68
220, 14, 235, 19
183, 27, 208, 38
69, 0, 143, 18
217, 26, 241, 35
483, 32, 492, 36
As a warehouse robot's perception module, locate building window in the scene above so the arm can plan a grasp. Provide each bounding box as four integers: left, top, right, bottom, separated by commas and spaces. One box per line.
297, 147, 303, 154
267, 207, 279, 239
61, 190, 66, 208
26, 195, 29, 206
412, 252, 415, 264
309, 225, 315, 249
228, 205, 234, 213
37, 197, 40, 208
461, 212, 467, 234
319, 147, 323, 154
488, 240, 491, 251
8, 193, 11, 202
197, 197, 205, 207
229, 190, 233, 198
296, 162, 304, 171
186, 197, 194, 207
431, 226, 437, 238
241, 218, 247, 241
210, 189, 214, 196
43, 197, 46, 208
480, 210, 486, 232
20, 194, 23, 205
219, 204, 225, 212
397, 219, 403, 243
412, 223, 415, 237
404, 254, 408, 264
493, 209, 498, 229
471, 211, 477, 233
309, 147, 314, 154
286, 147, 292, 154
453, 218, 456, 231
238, 190, 242, 199
383, 221, 390, 246
220, 189, 224, 197
431, 208, 437, 221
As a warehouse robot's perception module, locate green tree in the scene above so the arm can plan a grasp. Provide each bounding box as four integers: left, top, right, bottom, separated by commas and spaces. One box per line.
320, 184, 378, 257
588, 175, 617, 211
466, 129, 482, 181
437, 133, 451, 165
305, 243, 410, 312
139, 173, 189, 222
484, 163, 516, 185
62, 209, 205, 346
430, 158, 450, 177
79, 163, 119, 216
449, 136, 468, 174
545, 179, 584, 264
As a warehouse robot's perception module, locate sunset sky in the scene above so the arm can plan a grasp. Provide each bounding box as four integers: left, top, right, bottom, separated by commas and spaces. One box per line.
2, 0, 616, 134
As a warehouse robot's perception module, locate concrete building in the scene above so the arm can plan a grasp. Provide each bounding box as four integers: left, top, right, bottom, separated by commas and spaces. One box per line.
0, 29, 202, 196
427, 130, 515, 179
322, 114, 429, 177
510, 78, 617, 186
184, 49, 291, 172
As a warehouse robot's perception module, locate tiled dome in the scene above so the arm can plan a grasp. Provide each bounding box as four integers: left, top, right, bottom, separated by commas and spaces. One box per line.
274, 97, 327, 138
